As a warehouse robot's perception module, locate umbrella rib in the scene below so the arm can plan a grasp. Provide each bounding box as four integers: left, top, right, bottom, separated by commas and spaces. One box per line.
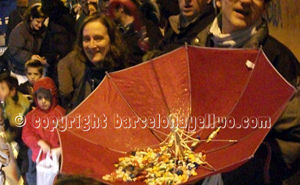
205, 142, 237, 154
192, 49, 265, 142
149, 60, 171, 114
62, 130, 129, 154
201, 50, 264, 153
64, 130, 161, 154
184, 44, 193, 132
204, 128, 260, 154
105, 72, 168, 142
223, 49, 263, 119
205, 125, 265, 154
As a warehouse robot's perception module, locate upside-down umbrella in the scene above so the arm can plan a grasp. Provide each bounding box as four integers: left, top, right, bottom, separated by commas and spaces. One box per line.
58, 46, 296, 184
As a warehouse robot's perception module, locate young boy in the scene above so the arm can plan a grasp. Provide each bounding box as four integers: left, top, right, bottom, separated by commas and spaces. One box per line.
19, 59, 44, 97
0, 75, 30, 134
22, 77, 66, 185
0, 74, 30, 184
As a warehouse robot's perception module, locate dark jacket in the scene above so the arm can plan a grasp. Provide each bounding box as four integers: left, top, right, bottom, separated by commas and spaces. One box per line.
57, 51, 86, 112
119, 23, 144, 65
19, 81, 33, 95
196, 19, 300, 184
40, 5, 76, 82
57, 51, 124, 112
8, 21, 46, 75
143, 3, 215, 61
5, 6, 27, 45
19, 80, 36, 108
75, 12, 88, 35
161, 3, 215, 52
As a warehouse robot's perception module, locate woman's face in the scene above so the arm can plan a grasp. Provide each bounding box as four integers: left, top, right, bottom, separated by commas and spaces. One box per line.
217, 0, 266, 33
82, 20, 111, 64
30, 17, 45, 31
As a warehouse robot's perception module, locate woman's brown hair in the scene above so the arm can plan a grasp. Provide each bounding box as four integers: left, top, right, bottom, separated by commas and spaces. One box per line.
74, 13, 129, 70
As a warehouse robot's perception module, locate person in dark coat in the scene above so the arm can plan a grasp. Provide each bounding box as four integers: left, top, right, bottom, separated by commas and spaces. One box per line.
162, 0, 215, 51
5, 0, 29, 45
74, 0, 90, 34
109, 0, 146, 65
40, 0, 76, 84
143, 0, 216, 60
194, 0, 300, 184
57, 14, 128, 112
7, 3, 47, 84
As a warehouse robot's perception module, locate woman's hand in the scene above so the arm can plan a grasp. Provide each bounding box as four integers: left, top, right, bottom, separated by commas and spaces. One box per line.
31, 54, 42, 61
38, 140, 50, 153
39, 56, 48, 66
31, 55, 48, 65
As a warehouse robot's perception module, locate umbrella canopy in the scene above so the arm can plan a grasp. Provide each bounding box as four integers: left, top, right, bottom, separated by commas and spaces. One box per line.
58, 46, 296, 184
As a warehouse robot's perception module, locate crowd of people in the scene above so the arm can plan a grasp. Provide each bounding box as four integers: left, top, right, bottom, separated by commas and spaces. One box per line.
0, 0, 299, 185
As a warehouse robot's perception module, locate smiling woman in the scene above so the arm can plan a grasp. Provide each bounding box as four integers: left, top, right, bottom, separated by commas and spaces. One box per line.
82, 21, 111, 64
58, 14, 129, 112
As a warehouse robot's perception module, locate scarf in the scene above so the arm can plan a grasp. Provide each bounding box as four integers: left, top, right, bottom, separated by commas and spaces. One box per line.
209, 16, 261, 48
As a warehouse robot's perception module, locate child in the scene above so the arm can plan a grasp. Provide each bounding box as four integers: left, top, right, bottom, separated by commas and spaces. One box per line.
0, 105, 19, 185
0, 75, 30, 141
0, 74, 30, 184
22, 77, 66, 185
19, 59, 44, 98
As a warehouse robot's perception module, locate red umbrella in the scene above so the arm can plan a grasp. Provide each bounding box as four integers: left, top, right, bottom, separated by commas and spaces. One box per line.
58, 46, 296, 184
